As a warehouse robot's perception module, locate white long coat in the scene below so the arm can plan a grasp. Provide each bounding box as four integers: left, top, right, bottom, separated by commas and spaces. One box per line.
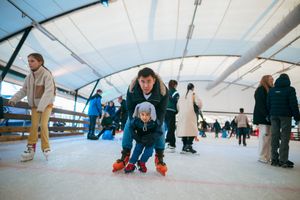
176, 91, 202, 137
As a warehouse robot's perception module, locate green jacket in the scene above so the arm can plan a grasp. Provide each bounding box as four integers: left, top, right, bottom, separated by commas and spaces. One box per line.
166, 88, 179, 113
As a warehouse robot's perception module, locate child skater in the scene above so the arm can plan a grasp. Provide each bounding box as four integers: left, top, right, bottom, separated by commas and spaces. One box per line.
124, 102, 161, 174
8, 53, 56, 162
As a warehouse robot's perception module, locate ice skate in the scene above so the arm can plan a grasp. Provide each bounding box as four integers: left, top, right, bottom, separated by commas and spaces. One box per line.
155, 153, 167, 176
20, 144, 36, 162
124, 163, 136, 173
112, 149, 130, 172
137, 160, 147, 173
43, 148, 51, 161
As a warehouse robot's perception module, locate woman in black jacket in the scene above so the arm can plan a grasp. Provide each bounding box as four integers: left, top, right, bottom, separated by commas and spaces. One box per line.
253, 75, 273, 163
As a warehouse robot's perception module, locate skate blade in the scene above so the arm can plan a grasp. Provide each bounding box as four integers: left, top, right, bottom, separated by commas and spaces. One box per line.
20, 158, 33, 162
112, 165, 125, 172
156, 169, 166, 176
180, 151, 199, 155
165, 149, 176, 153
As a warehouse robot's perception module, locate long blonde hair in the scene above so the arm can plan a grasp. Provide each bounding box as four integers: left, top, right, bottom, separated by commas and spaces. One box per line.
259, 75, 273, 92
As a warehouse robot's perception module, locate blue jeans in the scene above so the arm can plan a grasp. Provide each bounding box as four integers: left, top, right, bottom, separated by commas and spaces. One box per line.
129, 143, 154, 164
122, 118, 165, 150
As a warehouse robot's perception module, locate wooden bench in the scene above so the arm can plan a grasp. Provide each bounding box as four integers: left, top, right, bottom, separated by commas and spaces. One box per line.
0, 98, 100, 142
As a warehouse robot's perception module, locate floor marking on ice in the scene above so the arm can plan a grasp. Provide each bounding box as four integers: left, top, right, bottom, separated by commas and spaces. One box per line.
1, 163, 300, 192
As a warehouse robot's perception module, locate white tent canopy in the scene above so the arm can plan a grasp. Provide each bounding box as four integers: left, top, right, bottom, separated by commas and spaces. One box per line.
0, 0, 299, 112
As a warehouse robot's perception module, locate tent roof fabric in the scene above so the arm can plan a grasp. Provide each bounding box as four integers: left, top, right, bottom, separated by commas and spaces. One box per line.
0, 0, 299, 108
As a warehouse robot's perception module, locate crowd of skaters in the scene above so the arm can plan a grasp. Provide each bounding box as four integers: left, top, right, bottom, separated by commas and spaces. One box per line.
7, 53, 300, 176
86, 90, 128, 140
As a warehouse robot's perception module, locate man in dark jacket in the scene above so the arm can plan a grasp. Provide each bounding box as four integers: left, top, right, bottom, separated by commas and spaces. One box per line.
268, 74, 300, 168
112, 67, 169, 176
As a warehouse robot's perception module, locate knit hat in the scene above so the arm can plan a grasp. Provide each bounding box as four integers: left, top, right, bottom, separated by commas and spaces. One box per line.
133, 102, 157, 121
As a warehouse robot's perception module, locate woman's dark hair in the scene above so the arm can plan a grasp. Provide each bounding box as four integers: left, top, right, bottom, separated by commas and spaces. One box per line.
185, 83, 194, 98
137, 67, 156, 79
168, 80, 178, 89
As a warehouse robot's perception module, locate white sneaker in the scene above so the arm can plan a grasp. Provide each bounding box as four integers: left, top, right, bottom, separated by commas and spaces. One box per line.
258, 158, 268, 164
166, 148, 176, 153
43, 148, 51, 161
165, 144, 176, 153
21, 145, 35, 162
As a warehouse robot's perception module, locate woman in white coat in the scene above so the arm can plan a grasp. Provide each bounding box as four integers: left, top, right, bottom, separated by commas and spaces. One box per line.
176, 83, 202, 154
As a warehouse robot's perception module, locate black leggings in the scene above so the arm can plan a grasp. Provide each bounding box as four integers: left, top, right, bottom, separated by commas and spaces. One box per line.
182, 136, 194, 146
165, 111, 176, 147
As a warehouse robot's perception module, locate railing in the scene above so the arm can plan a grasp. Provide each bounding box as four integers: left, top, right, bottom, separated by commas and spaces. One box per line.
0, 98, 99, 141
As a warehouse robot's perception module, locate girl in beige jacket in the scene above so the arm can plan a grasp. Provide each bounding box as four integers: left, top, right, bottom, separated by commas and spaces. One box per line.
9, 53, 56, 162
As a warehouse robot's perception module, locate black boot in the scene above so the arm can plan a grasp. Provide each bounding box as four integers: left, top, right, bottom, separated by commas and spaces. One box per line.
184, 145, 197, 154
88, 133, 98, 140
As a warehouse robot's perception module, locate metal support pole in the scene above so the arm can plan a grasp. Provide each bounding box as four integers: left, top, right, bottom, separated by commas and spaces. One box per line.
1, 27, 32, 81
73, 89, 78, 127
74, 89, 78, 112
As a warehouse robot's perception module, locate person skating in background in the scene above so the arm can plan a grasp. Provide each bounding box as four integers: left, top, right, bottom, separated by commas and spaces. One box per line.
223, 120, 231, 138
235, 108, 249, 146
213, 120, 221, 138
104, 101, 116, 119
253, 75, 274, 164
87, 89, 103, 140
97, 112, 116, 139
176, 83, 202, 154
268, 74, 300, 168
115, 96, 128, 131
229, 117, 237, 138
165, 80, 179, 153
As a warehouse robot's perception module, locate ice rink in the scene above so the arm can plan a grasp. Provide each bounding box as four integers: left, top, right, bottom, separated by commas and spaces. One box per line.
1, 133, 300, 200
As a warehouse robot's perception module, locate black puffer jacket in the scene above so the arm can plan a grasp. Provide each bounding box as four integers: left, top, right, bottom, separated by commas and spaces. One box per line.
131, 117, 161, 147
253, 86, 270, 125
267, 74, 300, 121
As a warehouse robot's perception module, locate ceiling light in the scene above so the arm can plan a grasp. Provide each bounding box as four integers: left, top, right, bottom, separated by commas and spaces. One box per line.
100, 0, 109, 7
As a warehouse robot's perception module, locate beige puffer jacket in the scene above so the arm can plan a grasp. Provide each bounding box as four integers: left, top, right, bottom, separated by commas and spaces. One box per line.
10, 66, 56, 112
